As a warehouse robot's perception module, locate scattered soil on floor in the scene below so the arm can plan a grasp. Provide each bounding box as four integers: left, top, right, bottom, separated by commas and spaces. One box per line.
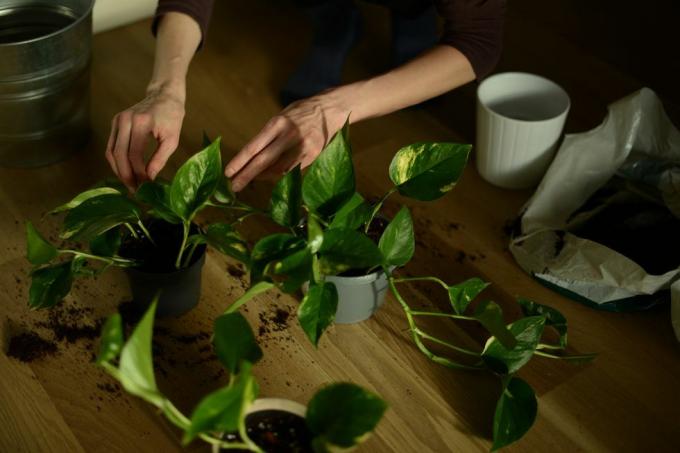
258, 306, 293, 339
7, 332, 58, 362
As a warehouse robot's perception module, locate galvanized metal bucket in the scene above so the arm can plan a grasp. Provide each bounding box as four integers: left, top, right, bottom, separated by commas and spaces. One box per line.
0, 0, 93, 167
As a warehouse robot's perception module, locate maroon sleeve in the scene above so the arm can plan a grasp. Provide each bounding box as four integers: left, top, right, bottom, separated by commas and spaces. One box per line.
435, 0, 506, 80
152, 0, 215, 49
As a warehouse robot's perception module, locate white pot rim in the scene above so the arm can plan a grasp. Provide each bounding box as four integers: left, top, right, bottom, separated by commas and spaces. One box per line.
247, 398, 307, 417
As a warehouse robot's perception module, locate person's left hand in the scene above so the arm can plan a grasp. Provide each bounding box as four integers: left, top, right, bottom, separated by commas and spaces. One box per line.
225, 92, 350, 192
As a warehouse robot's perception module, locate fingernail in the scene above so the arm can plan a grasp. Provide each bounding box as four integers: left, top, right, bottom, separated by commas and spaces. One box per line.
225, 168, 234, 178
232, 182, 242, 192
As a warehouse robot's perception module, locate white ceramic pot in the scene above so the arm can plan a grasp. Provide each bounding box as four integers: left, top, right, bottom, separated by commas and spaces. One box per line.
212, 398, 307, 453
476, 72, 571, 189
303, 268, 392, 324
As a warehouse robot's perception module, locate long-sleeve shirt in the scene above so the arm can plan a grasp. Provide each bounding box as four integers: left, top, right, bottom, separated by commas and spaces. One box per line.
153, 0, 505, 79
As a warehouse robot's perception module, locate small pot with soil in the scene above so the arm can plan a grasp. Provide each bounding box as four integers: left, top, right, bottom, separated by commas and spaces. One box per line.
214, 399, 312, 453
120, 220, 207, 318
98, 301, 387, 453
25, 138, 251, 315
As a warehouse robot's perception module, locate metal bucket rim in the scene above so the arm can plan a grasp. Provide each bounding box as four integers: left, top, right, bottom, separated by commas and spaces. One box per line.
0, 0, 94, 48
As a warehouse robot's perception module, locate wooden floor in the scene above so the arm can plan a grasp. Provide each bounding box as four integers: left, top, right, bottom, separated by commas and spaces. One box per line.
1, 1, 679, 452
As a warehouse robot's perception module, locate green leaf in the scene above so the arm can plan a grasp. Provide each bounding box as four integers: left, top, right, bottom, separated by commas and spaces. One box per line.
378, 206, 414, 267
49, 186, 123, 214
307, 383, 387, 449
389, 142, 471, 201
89, 227, 122, 257
136, 180, 181, 224
183, 361, 258, 444
270, 166, 302, 228
298, 282, 338, 346
169, 137, 222, 220
204, 223, 250, 265
273, 248, 313, 293
318, 228, 383, 275
28, 261, 74, 309
328, 192, 372, 231
213, 313, 263, 374
226, 281, 275, 314
250, 234, 306, 283
118, 299, 163, 406
482, 316, 546, 375
518, 298, 568, 348
214, 175, 235, 205
448, 278, 489, 315
97, 314, 124, 364
474, 301, 517, 349
307, 215, 323, 254
492, 377, 537, 451
61, 194, 141, 241
302, 122, 355, 217
26, 222, 58, 265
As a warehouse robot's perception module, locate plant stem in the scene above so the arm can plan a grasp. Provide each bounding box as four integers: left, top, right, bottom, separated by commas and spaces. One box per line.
59, 250, 135, 266
137, 220, 156, 246
175, 221, 190, 269
537, 343, 565, 351
414, 327, 481, 357
410, 310, 476, 321
393, 276, 449, 290
364, 187, 397, 233
182, 241, 199, 268
124, 222, 139, 239
535, 350, 597, 361
387, 276, 484, 371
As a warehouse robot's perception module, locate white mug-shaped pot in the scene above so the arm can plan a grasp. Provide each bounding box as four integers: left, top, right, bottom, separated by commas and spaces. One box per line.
476, 72, 570, 189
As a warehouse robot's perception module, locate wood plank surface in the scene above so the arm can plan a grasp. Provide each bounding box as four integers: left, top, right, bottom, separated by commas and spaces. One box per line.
1, 1, 678, 452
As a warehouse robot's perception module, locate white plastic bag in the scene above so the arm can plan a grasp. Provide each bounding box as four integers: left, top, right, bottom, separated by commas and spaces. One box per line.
510, 88, 680, 311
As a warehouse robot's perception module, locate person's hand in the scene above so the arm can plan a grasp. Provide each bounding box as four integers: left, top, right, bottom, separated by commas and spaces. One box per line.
105, 85, 186, 192
225, 91, 350, 192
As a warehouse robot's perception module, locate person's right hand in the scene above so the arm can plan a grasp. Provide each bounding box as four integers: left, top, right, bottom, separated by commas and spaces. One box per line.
105, 86, 185, 192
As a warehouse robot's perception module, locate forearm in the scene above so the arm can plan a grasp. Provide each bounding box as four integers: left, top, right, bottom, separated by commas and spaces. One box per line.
330, 45, 476, 122
146, 12, 202, 102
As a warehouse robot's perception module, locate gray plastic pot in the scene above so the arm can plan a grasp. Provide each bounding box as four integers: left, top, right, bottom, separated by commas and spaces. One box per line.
305, 268, 393, 324
125, 246, 206, 318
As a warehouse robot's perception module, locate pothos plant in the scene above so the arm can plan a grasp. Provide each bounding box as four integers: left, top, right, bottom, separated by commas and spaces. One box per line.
97, 296, 387, 452
195, 123, 593, 450
25, 137, 253, 310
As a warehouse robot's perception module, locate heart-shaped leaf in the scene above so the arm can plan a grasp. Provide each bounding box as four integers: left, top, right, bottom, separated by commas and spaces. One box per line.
250, 234, 306, 283
298, 282, 338, 346
97, 313, 124, 364
61, 194, 141, 241
136, 180, 181, 224
518, 298, 568, 348
49, 186, 123, 214
26, 222, 58, 265
307, 383, 387, 450
389, 142, 471, 201
474, 300, 517, 349
183, 361, 258, 445
29, 261, 74, 309
225, 281, 275, 314
318, 228, 383, 275
482, 316, 546, 375
274, 248, 313, 293
213, 313, 263, 374
302, 121, 355, 217
492, 376, 537, 451
378, 206, 414, 267
329, 192, 372, 231
169, 138, 222, 220
118, 299, 163, 406
270, 165, 302, 228
204, 223, 250, 265
448, 278, 489, 314
89, 227, 122, 257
